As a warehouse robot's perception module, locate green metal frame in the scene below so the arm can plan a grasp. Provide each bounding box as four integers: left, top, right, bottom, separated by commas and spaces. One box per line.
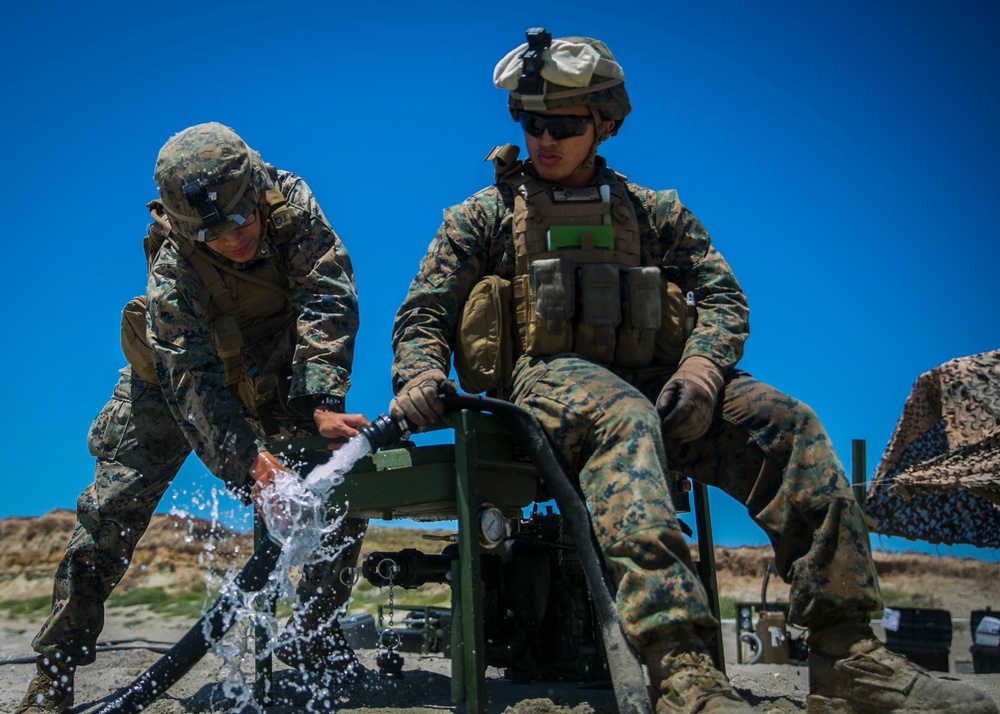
253, 409, 722, 711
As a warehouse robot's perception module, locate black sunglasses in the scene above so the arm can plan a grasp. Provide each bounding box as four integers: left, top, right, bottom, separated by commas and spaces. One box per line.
519, 112, 594, 140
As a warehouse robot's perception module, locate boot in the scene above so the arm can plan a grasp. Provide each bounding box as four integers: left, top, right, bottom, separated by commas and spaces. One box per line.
644, 628, 755, 714
807, 618, 998, 714
16, 656, 75, 714
274, 607, 359, 676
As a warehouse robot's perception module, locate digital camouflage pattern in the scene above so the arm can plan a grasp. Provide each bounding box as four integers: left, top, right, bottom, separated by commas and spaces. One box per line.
147, 169, 359, 493
509, 356, 717, 651
155, 122, 272, 244
31, 367, 366, 669
866, 349, 1000, 548
393, 158, 748, 389
392, 158, 882, 652
32, 148, 363, 671
652, 371, 882, 628
32, 366, 190, 666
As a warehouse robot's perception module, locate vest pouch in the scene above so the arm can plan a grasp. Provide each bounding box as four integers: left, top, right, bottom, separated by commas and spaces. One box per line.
212, 314, 245, 396
120, 295, 157, 384
615, 267, 661, 368
574, 263, 621, 364
522, 258, 576, 357
455, 275, 514, 394
653, 280, 690, 368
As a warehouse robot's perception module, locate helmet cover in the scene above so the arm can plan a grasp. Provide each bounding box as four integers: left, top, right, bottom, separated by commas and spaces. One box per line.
154, 122, 272, 242
494, 34, 631, 132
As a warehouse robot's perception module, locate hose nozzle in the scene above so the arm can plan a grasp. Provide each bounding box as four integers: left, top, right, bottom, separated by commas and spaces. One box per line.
359, 414, 409, 452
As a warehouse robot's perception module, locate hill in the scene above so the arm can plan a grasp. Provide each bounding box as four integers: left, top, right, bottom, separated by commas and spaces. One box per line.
1, 510, 997, 713
1, 509, 996, 618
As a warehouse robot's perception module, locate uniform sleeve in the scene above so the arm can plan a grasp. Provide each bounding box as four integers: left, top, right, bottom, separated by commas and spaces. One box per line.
277, 172, 359, 407
146, 243, 263, 496
635, 186, 749, 371
391, 187, 507, 392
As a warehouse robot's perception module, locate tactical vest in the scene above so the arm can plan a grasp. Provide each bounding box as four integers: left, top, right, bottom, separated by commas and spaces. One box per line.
454, 146, 692, 394
121, 175, 297, 425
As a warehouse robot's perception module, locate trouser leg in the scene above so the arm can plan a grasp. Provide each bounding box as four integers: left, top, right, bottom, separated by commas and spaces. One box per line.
657, 372, 882, 627
511, 355, 716, 653
293, 516, 368, 616
32, 367, 190, 665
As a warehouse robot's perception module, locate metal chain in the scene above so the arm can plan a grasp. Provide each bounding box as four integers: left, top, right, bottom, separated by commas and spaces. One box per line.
386, 564, 396, 651
376, 557, 401, 653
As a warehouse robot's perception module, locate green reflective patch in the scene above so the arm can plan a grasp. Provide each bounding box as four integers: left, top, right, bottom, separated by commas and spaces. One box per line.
546, 225, 614, 250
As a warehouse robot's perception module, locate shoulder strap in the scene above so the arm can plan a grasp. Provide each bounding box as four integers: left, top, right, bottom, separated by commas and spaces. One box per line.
264, 186, 294, 243
144, 200, 171, 270
261, 165, 295, 245
485, 144, 522, 183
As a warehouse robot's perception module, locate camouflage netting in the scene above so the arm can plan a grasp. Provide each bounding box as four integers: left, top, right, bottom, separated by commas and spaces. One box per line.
866, 349, 1000, 548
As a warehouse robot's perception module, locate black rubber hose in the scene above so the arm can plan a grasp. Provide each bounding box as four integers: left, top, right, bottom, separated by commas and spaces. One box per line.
94, 535, 283, 714
441, 392, 652, 714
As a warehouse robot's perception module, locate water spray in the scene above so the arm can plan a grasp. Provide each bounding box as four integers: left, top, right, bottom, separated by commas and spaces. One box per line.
94, 403, 649, 714
94, 415, 405, 714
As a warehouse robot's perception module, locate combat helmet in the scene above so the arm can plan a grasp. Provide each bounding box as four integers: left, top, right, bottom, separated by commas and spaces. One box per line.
154, 122, 273, 243
494, 29, 631, 136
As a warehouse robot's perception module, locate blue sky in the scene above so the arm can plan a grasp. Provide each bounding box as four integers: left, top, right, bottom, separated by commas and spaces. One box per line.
1, 1, 997, 561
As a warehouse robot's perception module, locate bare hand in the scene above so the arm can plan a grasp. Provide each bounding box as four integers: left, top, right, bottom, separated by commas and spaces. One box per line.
248, 450, 291, 517
313, 408, 371, 450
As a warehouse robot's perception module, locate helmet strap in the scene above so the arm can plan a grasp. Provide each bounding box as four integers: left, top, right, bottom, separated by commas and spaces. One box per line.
569, 106, 607, 180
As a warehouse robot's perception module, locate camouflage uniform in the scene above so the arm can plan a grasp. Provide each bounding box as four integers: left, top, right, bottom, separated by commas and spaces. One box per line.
31, 365, 190, 666
389, 30, 996, 714
31, 169, 365, 671
147, 168, 359, 492
146, 165, 368, 653
392, 158, 881, 653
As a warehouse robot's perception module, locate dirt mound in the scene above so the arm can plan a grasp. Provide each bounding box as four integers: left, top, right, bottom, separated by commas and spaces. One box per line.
701, 541, 998, 616
0, 509, 251, 601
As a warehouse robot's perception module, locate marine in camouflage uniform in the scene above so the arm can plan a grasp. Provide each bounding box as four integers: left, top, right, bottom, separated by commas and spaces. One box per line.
18, 123, 367, 714
147, 124, 368, 674
389, 31, 997, 714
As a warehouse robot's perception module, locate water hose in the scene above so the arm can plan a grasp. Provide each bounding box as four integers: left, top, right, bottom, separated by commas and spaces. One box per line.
92, 403, 650, 714
440, 392, 652, 714
95, 417, 405, 714
94, 535, 283, 713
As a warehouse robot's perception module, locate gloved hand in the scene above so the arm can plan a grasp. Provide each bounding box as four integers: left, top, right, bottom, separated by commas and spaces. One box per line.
389, 369, 457, 429
656, 356, 725, 443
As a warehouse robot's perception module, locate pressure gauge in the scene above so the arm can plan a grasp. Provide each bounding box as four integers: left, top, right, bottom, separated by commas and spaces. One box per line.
477, 505, 507, 549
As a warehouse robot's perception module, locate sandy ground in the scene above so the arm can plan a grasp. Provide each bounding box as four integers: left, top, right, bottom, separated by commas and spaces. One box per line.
2, 608, 999, 714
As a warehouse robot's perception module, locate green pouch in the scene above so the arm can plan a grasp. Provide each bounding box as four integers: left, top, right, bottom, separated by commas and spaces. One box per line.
574, 263, 621, 364
522, 258, 575, 357
546, 224, 614, 250
615, 267, 661, 368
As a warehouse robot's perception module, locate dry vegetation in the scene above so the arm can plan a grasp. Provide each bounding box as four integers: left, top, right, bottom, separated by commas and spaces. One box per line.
1, 509, 996, 624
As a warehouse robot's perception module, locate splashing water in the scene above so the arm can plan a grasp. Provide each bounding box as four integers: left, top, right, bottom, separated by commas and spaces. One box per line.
259, 434, 373, 559
205, 432, 378, 711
